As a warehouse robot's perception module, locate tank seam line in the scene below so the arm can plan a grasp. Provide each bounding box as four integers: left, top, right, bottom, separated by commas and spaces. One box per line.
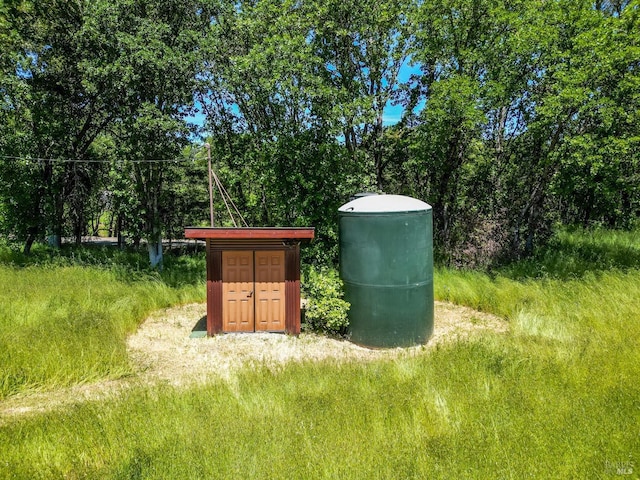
343, 281, 432, 288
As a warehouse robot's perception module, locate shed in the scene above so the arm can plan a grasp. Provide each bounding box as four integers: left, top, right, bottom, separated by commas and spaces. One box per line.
184, 227, 315, 336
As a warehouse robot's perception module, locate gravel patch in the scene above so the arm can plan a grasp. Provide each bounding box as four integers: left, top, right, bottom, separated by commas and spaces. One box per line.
0, 301, 507, 422
127, 301, 507, 384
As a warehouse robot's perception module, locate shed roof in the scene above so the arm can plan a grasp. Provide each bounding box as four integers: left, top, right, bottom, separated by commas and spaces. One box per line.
184, 227, 315, 240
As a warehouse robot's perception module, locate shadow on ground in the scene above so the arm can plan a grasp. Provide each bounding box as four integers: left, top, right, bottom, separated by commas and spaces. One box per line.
190, 315, 207, 338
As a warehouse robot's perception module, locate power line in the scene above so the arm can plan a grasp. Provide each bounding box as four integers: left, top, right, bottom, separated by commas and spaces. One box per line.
0, 154, 200, 164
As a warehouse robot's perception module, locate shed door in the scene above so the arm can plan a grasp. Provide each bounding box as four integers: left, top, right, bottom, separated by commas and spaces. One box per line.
222, 250, 286, 332
222, 251, 255, 332
254, 251, 285, 331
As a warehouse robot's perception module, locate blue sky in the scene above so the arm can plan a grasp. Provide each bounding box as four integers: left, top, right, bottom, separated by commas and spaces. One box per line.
188, 63, 423, 130
383, 62, 423, 125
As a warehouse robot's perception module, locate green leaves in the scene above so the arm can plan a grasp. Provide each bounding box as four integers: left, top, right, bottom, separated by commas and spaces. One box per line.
1, 0, 639, 264
302, 266, 350, 335
0, 0, 213, 254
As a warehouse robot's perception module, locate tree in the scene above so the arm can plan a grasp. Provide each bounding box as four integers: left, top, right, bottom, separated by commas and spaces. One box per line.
1, 0, 214, 260
394, 0, 640, 261
3, 0, 638, 266
0, 0, 133, 251
403, 0, 515, 254
97, 0, 214, 266
198, 0, 420, 263
309, 0, 417, 189
549, 1, 640, 228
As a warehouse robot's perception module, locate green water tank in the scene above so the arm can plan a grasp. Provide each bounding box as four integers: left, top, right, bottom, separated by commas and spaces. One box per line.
339, 194, 433, 347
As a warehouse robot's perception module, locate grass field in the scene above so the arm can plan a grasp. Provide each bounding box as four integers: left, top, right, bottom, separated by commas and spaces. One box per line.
0, 244, 206, 399
0, 229, 639, 478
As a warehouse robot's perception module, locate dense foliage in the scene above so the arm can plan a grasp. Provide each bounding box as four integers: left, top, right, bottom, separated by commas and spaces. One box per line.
1, 0, 639, 265
301, 266, 350, 335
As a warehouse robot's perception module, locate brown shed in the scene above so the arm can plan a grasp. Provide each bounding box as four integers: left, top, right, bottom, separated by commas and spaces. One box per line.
184, 227, 314, 336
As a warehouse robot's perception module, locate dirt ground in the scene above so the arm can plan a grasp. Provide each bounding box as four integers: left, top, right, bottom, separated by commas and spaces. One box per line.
0, 302, 507, 422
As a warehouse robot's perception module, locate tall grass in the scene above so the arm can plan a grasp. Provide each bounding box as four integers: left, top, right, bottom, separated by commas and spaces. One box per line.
0, 229, 638, 478
0, 244, 205, 398
501, 226, 640, 280
1, 333, 638, 478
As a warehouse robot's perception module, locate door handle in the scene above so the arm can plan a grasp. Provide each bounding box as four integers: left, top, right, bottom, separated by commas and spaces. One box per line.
247, 290, 253, 298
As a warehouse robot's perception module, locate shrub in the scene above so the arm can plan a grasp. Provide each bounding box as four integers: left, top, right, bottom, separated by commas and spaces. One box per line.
301, 266, 349, 336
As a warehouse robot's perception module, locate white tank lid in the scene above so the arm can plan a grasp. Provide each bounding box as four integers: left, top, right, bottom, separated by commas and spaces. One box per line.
339, 194, 432, 213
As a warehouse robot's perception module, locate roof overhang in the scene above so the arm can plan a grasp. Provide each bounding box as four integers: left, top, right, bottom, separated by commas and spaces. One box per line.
184, 227, 315, 241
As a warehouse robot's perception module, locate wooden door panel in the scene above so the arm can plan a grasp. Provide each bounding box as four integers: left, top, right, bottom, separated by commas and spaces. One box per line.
254, 251, 285, 331
222, 251, 254, 332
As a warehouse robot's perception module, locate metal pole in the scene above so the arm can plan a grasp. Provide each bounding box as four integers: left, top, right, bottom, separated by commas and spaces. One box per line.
205, 143, 215, 227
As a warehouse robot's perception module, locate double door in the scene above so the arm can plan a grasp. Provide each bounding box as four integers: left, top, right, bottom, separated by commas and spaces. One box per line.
222, 250, 286, 332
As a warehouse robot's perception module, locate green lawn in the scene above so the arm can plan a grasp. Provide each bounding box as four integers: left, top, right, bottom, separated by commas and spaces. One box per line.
0, 230, 639, 479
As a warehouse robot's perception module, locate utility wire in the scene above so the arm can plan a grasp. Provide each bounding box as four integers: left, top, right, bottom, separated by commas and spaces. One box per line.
0, 154, 198, 163
213, 170, 237, 227
213, 170, 249, 227
1, 147, 250, 226
211, 169, 248, 228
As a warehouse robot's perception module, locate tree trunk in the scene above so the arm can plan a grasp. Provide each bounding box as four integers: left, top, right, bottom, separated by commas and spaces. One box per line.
373, 113, 385, 190
148, 238, 163, 270
108, 211, 115, 237
147, 179, 163, 269
74, 210, 83, 246
48, 234, 61, 248
116, 214, 124, 250
582, 190, 594, 228
23, 229, 37, 256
